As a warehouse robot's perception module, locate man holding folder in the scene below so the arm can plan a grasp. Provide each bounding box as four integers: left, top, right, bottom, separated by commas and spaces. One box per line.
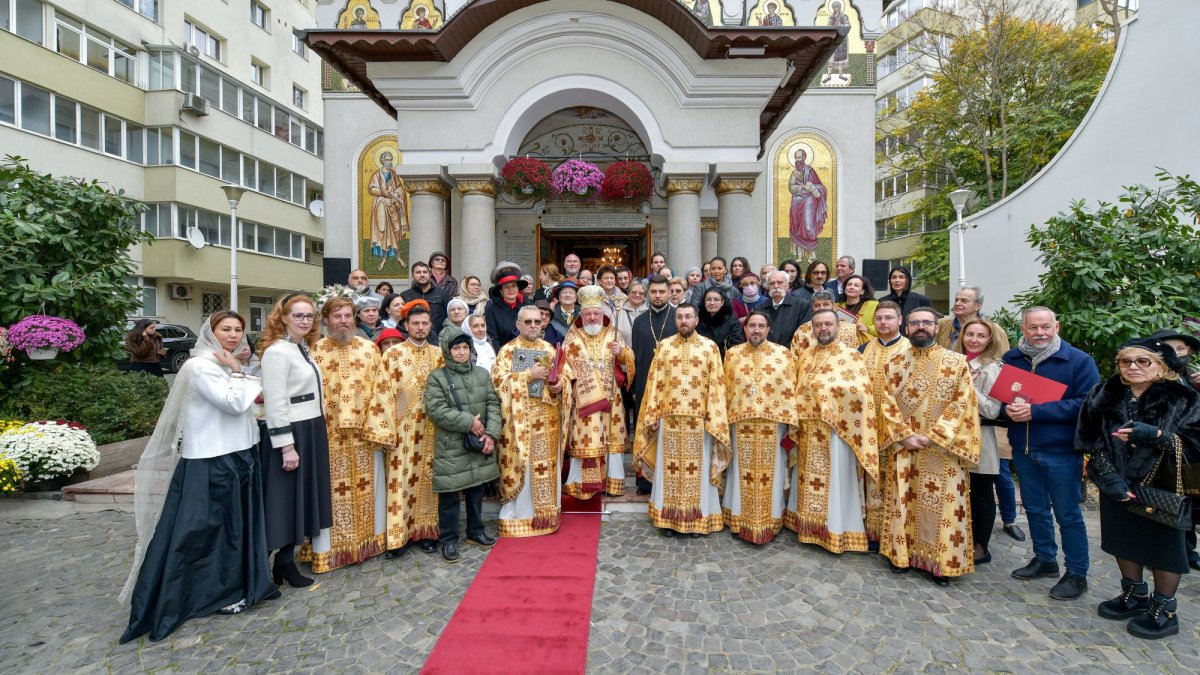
1000, 306, 1100, 601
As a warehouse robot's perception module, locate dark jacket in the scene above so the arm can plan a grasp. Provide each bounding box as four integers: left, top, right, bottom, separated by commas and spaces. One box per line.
1078, 376, 1200, 500
424, 326, 502, 493
763, 295, 811, 347
878, 267, 931, 321
484, 293, 532, 353
401, 283, 451, 337
1000, 340, 1101, 454
697, 302, 745, 359
631, 305, 676, 403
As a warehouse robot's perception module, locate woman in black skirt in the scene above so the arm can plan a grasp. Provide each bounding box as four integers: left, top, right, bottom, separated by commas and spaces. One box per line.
119, 311, 277, 643
259, 293, 332, 588
1078, 337, 1200, 639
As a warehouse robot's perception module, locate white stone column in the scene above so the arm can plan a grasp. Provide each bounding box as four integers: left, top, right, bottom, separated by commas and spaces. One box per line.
701, 220, 718, 262
397, 165, 449, 273
448, 166, 497, 282
713, 163, 761, 261
663, 165, 707, 272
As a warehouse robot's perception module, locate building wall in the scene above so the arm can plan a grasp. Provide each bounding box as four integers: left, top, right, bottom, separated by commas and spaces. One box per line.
0, 0, 325, 332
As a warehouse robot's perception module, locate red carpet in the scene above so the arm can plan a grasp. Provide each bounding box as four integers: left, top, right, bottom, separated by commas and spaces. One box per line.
421, 496, 603, 674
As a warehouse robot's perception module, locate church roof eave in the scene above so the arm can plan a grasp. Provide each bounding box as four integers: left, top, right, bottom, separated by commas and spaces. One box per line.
302, 1, 845, 151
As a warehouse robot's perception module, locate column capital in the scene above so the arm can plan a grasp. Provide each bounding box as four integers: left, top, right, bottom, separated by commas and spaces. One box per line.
700, 219, 719, 233
714, 177, 757, 196
406, 179, 451, 199
665, 177, 705, 196
455, 179, 496, 197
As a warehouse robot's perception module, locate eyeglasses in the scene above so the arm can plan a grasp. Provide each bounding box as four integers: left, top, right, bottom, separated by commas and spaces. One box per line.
907, 320, 937, 327
290, 313, 316, 322
520, 319, 540, 325
1116, 357, 1154, 369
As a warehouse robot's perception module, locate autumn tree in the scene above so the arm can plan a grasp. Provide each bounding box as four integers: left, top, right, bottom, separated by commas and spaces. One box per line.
876, 0, 1112, 283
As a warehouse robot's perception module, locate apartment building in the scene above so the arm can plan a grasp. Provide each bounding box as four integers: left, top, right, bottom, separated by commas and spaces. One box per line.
1, 0, 325, 333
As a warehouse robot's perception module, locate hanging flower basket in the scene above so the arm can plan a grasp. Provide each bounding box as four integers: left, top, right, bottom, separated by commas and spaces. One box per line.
0, 420, 99, 484
600, 161, 655, 204
551, 159, 604, 198
0, 327, 13, 373
500, 157, 552, 201
7, 315, 85, 357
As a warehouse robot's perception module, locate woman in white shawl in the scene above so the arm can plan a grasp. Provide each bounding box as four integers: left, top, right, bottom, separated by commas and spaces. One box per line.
465, 314, 496, 373
120, 311, 277, 644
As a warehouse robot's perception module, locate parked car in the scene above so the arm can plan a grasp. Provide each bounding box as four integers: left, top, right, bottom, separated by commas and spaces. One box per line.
116, 322, 198, 373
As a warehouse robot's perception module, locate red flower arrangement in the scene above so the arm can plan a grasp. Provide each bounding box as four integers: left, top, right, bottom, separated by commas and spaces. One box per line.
600, 161, 654, 204
500, 156, 552, 200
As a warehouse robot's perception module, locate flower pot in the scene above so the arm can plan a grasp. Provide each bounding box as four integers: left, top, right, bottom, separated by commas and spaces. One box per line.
573, 187, 589, 195
521, 185, 534, 195
27, 348, 58, 360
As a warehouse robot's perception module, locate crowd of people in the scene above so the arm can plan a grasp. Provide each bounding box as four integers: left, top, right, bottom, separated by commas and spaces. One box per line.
118, 251, 1200, 645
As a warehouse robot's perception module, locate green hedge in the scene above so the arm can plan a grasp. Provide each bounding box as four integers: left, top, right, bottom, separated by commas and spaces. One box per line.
0, 364, 166, 446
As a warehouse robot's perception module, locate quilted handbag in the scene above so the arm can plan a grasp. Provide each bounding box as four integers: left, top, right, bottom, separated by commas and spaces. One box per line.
1127, 435, 1193, 531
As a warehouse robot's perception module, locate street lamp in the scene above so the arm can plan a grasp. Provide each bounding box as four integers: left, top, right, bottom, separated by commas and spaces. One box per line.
221, 184, 247, 312
948, 188, 972, 289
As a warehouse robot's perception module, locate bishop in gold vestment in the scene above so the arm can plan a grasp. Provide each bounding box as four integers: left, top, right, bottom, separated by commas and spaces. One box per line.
561, 287, 635, 499
720, 314, 798, 544
877, 312, 981, 580
492, 320, 571, 537
365, 308, 444, 551
306, 316, 385, 572
785, 311, 880, 553
633, 305, 730, 535
860, 331, 909, 544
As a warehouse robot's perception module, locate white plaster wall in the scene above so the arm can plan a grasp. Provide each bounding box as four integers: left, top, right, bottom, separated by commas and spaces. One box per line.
321, 94, 399, 264
957, 2, 1200, 309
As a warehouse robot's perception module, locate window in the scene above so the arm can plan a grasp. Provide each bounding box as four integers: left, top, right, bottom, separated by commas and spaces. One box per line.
103, 114, 123, 156
221, 79, 239, 115
251, 2, 269, 31
876, 76, 933, 116
79, 105, 100, 149
19, 82, 50, 136
0, 76, 14, 124
148, 50, 175, 90
56, 15, 137, 85
53, 96, 75, 142
115, 0, 158, 22
250, 61, 267, 87
142, 203, 172, 237
198, 137, 221, 177
201, 291, 228, 319
292, 32, 307, 58
273, 105, 289, 141
4, 0, 44, 44
185, 20, 221, 60
178, 130, 196, 169
291, 85, 305, 110
249, 296, 275, 332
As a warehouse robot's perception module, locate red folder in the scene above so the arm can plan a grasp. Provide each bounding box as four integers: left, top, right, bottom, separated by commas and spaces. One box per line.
547, 343, 565, 387
987, 364, 1068, 405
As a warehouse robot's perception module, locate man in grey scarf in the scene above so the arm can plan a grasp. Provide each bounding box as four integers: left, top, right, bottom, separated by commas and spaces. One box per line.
999, 306, 1100, 601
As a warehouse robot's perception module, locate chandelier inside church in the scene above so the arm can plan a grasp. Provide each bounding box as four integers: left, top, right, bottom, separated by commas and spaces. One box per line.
602, 247, 624, 266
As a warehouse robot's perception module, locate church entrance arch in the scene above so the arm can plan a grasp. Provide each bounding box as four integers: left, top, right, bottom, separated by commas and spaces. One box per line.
501, 106, 658, 278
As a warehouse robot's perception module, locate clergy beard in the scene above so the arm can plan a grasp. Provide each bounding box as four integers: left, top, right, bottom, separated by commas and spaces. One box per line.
910, 333, 936, 348
677, 325, 695, 338
583, 323, 602, 337
815, 332, 836, 346
328, 327, 355, 345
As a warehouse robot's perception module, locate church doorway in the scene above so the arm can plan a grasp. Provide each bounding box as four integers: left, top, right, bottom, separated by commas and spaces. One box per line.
537, 226, 651, 278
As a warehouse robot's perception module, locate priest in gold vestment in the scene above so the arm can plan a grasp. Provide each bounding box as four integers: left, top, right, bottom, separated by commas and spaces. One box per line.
493, 306, 571, 537
877, 308, 981, 586
306, 296, 385, 572
721, 312, 798, 544
365, 301, 445, 555
785, 309, 880, 553
858, 300, 909, 545
790, 290, 859, 355
633, 303, 730, 536
561, 286, 635, 499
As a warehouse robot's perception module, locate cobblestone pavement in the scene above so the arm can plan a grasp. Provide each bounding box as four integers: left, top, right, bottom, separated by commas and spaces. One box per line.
1, 503, 1198, 673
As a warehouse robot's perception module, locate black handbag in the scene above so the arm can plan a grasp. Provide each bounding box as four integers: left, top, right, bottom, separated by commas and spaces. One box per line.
438, 371, 487, 454
1126, 435, 1193, 531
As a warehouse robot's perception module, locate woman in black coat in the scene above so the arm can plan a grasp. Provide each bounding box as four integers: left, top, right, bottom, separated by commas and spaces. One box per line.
1077, 337, 1200, 640
877, 266, 932, 322
696, 288, 745, 359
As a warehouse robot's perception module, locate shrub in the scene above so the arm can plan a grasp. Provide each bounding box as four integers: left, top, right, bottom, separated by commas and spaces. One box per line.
0, 420, 98, 481
0, 364, 167, 445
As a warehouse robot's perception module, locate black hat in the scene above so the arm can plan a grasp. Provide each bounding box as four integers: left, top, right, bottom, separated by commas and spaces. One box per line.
1148, 329, 1200, 354
1118, 337, 1180, 370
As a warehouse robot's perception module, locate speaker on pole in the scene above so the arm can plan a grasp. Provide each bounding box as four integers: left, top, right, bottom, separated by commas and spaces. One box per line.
862, 258, 890, 294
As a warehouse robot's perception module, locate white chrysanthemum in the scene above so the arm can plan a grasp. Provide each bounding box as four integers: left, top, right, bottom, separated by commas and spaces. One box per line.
0, 422, 100, 481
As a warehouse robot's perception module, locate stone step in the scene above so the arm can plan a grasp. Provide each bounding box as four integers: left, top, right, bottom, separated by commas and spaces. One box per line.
61, 469, 135, 504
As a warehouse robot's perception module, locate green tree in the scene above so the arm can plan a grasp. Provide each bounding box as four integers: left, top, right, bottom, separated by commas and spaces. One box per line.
0, 157, 150, 392
1014, 172, 1200, 377
877, 0, 1113, 281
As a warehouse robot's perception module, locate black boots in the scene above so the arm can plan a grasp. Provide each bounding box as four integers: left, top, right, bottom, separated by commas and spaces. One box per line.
272, 560, 314, 588
1097, 578, 1149, 620
1127, 592, 1179, 640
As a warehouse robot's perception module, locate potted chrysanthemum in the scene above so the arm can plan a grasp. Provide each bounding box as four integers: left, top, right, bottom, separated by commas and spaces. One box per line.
7, 315, 86, 360
0, 327, 13, 372
500, 156, 552, 200
0, 420, 100, 490
552, 159, 605, 198
600, 161, 654, 204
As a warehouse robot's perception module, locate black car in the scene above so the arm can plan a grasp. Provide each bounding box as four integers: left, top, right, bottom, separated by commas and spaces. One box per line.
116, 322, 198, 373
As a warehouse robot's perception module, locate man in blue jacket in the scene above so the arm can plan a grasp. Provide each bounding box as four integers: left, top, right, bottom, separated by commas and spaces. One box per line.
1000, 306, 1100, 600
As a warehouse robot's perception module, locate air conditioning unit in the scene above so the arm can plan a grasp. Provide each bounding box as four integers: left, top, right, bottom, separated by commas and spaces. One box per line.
168, 283, 194, 300
181, 92, 209, 116
187, 44, 201, 57
310, 240, 325, 255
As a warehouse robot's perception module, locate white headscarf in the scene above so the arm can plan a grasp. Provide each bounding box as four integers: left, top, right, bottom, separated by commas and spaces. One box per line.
463, 317, 496, 373
119, 320, 227, 605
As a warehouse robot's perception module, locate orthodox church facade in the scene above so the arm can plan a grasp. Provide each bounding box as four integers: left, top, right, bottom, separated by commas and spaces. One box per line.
308, 0, 883, 285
